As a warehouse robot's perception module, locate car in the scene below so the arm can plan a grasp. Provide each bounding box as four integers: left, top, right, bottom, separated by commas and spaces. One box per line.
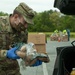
53, 0, 75, 75
54, 0, 75, 15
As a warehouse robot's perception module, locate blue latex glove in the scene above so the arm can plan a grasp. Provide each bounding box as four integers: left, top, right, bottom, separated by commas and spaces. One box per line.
31, 60, 42, 67
6, 47, 20, 59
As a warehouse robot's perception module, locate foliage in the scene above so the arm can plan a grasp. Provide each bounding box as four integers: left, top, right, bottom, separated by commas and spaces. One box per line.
0, 10, 75, 32
0, 11, 8, 16
28, 10, 75, 32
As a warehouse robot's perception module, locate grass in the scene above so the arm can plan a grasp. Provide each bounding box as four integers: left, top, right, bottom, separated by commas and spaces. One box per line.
29, 32, 75, 38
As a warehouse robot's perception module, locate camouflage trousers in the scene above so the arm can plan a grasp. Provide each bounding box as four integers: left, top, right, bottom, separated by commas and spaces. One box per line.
0, 69, 21, 75
0, 58, 21, 75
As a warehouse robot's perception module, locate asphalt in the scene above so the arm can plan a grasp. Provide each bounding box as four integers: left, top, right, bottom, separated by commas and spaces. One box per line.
17, 38, 75, 75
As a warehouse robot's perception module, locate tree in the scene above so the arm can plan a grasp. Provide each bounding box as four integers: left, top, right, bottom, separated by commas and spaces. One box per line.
0, 11, 8, 16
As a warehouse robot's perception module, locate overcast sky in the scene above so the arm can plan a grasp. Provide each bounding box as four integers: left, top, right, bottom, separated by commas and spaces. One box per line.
0, 0, 59, 14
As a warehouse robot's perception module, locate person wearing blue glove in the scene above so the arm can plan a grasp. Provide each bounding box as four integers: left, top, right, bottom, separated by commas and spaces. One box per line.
0, 2, 36, 75
0, 47, 20, 59
6, 47, 20, 59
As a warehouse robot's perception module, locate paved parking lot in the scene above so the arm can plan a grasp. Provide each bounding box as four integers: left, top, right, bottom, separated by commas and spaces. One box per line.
18, 39, 74, 75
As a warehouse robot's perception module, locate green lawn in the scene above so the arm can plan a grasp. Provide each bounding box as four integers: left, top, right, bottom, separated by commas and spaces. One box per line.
29, 32, 75, 38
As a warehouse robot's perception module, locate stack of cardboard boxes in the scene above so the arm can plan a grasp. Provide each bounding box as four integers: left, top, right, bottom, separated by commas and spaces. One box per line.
28, 33, 46, 53
62, 35, 68, 42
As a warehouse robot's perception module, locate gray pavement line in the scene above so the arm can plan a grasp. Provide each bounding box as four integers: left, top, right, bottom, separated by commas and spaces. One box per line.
36, 66, 38, 75
42, 62, 48, 75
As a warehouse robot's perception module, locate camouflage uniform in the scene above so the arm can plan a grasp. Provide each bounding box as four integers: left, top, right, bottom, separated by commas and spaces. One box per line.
0, 2, 35, 75
0, 16, 28, 75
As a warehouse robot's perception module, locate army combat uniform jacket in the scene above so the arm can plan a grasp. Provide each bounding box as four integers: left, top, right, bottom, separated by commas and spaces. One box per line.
0, 15, 28, 75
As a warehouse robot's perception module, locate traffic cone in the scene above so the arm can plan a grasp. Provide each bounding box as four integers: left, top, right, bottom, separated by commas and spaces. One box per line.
58, 37, 61, 42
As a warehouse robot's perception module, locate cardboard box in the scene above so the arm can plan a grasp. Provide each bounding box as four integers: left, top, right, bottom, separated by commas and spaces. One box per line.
28, 33, 46, 53
28, 33, 46, 44
62, 35, 68, 42
35, 44, 46, 53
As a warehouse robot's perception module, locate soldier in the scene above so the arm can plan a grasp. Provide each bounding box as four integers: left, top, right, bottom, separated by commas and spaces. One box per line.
0, 2, 42, 75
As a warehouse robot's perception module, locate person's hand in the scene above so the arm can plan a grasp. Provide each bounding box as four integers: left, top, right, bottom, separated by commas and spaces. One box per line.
6, 47, 20, 59
31, 60, 42, 67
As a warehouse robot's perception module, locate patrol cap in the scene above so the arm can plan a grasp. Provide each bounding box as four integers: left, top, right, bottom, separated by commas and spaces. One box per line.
14, 2, 35, 25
